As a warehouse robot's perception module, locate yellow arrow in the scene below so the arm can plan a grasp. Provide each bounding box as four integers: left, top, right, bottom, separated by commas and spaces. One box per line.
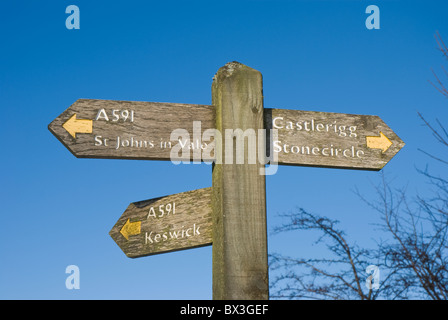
366, 132, 392, 153
120, 219, 141, 240
62, 113, 93, 138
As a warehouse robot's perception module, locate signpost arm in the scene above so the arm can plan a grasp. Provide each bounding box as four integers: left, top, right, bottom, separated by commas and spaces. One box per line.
211, 62, 269, 300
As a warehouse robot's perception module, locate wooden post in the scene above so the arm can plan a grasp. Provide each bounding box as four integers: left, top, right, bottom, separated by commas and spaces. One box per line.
211, 62, 269, 300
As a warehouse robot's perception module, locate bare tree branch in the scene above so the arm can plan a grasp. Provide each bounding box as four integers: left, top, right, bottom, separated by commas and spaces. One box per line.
269, 32, 448, 300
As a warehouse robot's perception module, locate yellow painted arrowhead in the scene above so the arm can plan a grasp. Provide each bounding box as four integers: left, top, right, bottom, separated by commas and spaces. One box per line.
120, 219, 141, 240
366, 132, 393, 153
62, 113, 93, 138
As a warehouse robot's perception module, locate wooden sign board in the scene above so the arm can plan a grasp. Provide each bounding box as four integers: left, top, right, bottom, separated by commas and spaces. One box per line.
49, 99, 404, 170
265, 109, 405, 170
109, 187, 212, 258
48, 99, 215, 161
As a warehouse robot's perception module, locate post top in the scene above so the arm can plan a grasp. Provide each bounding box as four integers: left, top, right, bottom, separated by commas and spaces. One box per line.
213, 61, 259, 81
221, 61, 243, 74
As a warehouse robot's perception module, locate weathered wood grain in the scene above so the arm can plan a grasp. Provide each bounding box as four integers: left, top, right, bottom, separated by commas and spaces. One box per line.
109, 187, 212, 258
264, 108, 405, 170
49, 99, 403, 170
211, 62, 269, 300
48, 99, 215, 161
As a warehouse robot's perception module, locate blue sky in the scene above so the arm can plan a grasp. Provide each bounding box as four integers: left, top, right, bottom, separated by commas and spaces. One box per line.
1, 0, 447, 299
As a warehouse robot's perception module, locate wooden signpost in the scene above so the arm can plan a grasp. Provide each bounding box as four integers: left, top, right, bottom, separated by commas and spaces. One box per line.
49, 101, 403, 170
211, 63, 269, 300
48, 99, 215, 161
109, 188, 212, 258
49, 61, 405, 300
266, 109, 405, 170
